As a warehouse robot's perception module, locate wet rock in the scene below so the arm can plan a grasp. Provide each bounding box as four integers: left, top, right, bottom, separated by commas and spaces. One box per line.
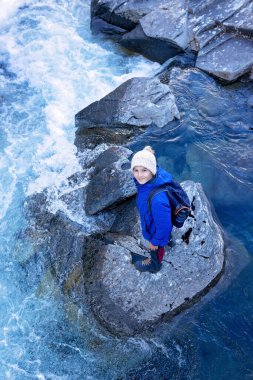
84, 181, 225, 336
91, 17, 127, 41
46, 213, 86, 291
139, 4, 188, 50
109, 198, 141, 238
85, 149, 135, 215
75, 77, 179, 150
196, 34, 253, 82
222, 1, 253, 37
91, 0, 188, 63
121, 23, 182, 63
85, 146, 136, 215
121, 2, 188, 63
87, 146, 132, 173
24, 191, 55, 234
91, 0, 165, 32
25, 146, 136, 241
24, 205, 88, 304
190, 0, 253, 81
75, 126, 135, 151
91, 0, 253, 81
156, 50, 197, 84
25, 149, 227, 337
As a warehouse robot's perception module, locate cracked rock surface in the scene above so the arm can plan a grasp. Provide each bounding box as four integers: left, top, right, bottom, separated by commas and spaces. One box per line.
75, 77, 179, 150
85, 146, 136, 215
83, 181, 225, 336
91, 0, 253, 81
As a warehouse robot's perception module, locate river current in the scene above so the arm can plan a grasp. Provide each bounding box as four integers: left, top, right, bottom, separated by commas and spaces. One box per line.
0, 1, 253, 379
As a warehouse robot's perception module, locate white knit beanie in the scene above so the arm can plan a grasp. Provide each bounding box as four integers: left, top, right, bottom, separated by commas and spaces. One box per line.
131, 146, 157, 175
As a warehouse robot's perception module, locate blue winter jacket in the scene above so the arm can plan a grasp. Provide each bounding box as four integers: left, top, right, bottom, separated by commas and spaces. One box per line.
134, 166, 173, 247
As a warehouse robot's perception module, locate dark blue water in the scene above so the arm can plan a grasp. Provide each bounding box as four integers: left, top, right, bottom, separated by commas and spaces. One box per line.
127, 69, 253, 379
0, 1, 252, 379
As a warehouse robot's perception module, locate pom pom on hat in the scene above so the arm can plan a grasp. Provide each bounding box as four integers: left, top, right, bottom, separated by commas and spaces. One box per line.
131, 146, 157, 175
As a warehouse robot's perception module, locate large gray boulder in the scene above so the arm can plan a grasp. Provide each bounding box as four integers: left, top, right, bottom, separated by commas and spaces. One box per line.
23, 147, 136, 303
139, 4, 188, 50
109, 197, 141, 238
83, 181, 225, 336
24, 204, 88, 305
91, 0, 169, 32
121, 2, 189, 63
91, 0, 189, 62
75, 77, 179, 150
24, 151, 227, 337
91, 0, 253, 81
85, 146, 136, 215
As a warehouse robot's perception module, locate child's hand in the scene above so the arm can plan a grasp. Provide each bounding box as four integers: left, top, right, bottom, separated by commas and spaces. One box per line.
148, 242, 158, 251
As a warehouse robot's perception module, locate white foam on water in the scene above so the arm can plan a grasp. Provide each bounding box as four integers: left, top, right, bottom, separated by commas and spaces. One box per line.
0, 2, 161, 378
0, 156, 17, 220
149, 338, 174, 359
0, 0, 159, 202
127, 337, 152, 354
175, 343, 186, 367
0, 0, 30, 27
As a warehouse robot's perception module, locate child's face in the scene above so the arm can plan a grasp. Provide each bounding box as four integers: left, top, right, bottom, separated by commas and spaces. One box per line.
133, 166, 153, 184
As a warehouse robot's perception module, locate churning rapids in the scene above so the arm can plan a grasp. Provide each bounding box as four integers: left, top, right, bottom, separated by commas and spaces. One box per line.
0, 1, 253, 379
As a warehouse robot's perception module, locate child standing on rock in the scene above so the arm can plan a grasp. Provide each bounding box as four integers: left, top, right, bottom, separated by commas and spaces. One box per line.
131, 146, 173, 273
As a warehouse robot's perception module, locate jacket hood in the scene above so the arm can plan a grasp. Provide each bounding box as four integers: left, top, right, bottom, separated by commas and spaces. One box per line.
133, 166, 173, 192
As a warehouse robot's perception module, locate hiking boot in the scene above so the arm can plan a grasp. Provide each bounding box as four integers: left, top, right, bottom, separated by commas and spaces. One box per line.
134, 251, 161, 273
130, 252, 148, 264
168, 239, 175, 248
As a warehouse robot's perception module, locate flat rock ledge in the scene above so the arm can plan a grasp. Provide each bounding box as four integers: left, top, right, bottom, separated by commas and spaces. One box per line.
83, 181, 225, 336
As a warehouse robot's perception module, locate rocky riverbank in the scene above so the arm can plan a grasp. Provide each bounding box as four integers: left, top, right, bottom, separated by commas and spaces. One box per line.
91, 0, 253, 82
25, 143, 225, 335
24, 0, 253, 336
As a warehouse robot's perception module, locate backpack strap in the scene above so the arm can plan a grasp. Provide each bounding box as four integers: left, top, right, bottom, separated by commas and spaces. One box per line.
147, 185, 170, 214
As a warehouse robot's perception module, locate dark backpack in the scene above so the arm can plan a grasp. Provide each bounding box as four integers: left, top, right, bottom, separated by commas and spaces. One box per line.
148, 181, 191, 228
